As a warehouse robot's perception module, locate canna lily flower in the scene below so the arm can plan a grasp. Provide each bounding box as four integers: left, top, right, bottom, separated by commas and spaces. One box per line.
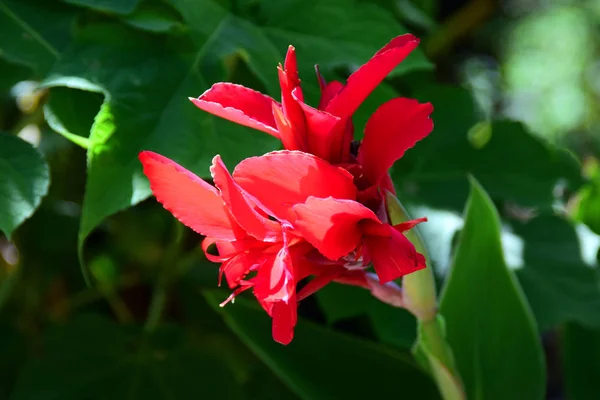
190, 34, 434, 200
139, 150, 426, 344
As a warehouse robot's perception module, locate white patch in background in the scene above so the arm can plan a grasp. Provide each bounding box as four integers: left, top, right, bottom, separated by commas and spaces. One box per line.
500, 225, 525, 270
575, 223, 600, 267
407, 205, 463, 277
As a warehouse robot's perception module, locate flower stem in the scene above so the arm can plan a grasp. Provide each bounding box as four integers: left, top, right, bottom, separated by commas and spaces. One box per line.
385, 191, 464, 399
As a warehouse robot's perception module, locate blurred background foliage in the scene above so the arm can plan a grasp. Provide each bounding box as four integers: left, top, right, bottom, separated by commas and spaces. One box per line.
0, 0, 599, 399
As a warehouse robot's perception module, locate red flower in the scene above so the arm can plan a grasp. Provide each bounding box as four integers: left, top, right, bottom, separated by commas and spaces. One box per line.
139, 150, 426, 344
190, 34, 434, 197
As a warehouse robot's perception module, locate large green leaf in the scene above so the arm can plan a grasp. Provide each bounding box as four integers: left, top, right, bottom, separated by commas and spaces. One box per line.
204, 291, 440, 399
394, 86, 583, 210
561, 323, 600, 400
439, 178, 546, 400
63, 0, 139, 15
40, 20, 280, 282
0, 0, 74, 76
514, 215, 600, 330
0, 133, 50, 238
10, 314, 244, 400
172, 0, 431, 95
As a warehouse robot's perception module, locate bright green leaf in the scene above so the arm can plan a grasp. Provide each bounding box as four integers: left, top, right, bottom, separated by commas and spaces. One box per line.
11, 314, 244, 399
439, 177, 546, 400
204, 290, 440, 399
0, 133, 50, 238
575, 159, 600, 235
43, 87, 105, 148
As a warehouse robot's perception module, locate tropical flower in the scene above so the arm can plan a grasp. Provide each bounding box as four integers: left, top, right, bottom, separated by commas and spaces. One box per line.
139, 150, 426, 344
190, 34, 434, 201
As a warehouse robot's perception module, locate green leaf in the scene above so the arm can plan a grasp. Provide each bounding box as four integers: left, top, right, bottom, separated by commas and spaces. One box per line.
63, 0, 139, 15
173, 0, 432, 92
0, 323, 26, 399
394, 86, 583, 209
0, 133, 50, 238
204, 290, 440, 399
316, 282, 417, 349
43, 86, 105, 149
0, 58, 32, 93
40, 20, 280, 283
575, 159, 600, 235
514, 215, 600, 330
11, 314, 244, 399
439, 177, 546, 400
121, 4, 185, 33
0, 0, 74, 75
561, 323, 600, 400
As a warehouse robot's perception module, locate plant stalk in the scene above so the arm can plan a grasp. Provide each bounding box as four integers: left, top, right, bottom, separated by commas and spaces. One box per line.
386, 192, 464, 399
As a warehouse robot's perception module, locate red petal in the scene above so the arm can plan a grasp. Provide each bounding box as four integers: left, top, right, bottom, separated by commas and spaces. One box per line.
139, 151, 244, 239
314, 65, 344, 109
318, 80, 344, 110
211, 155, 282, 242
325, 35, 420, 119
297, 268, 344, 301
284, 46, 301, 90
292, 197, 380, 260
190, 83, 280, 137
277, 61, 307, 150
292, 88, 344, 162
358, 97, 433, 185
233, 151, 357, 222
334, 270, 369, 289
364, 224, 425, 283
394, 217, 427, 232
271, 296, 297, 345
221, 251, 266, 289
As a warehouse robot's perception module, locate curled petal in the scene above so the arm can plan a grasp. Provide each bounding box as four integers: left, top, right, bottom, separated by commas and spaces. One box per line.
221, 251, 266, 289
233, 151, 357, 222
254, 245, 295, 303
211, 155, 282, 242
358, 98, 433, 185
365, 273, 404, 308
190, 83, 280, 137
292, 197, 380, 260
139, 151, 244, 240
325, 35, 420, 119
364, 224, 425, 283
